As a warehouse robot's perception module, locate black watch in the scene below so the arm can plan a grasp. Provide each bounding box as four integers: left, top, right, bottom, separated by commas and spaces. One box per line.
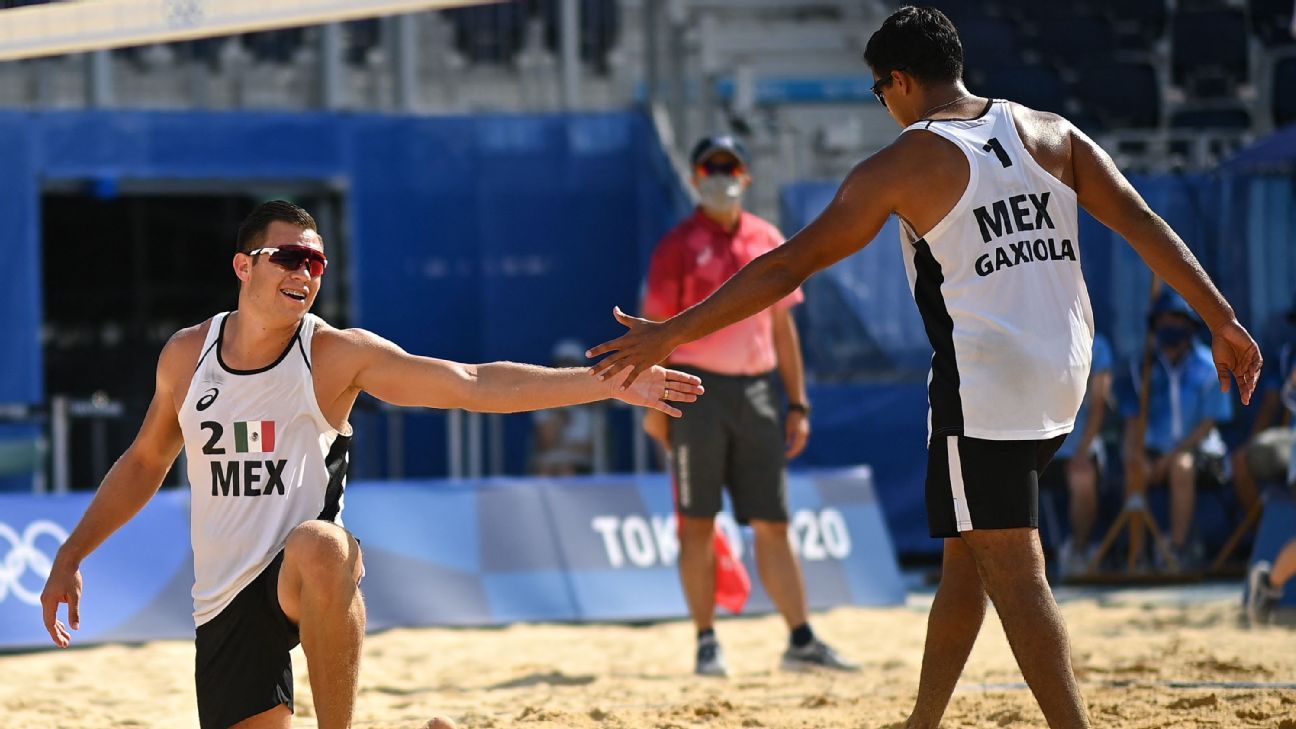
787, 402, 811, 415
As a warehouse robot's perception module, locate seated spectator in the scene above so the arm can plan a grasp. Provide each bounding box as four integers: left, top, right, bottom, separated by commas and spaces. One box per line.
1245, 358, 1296, 624
1232, 296, 1296, 515
1119, 290, 1234, 570
1041, 332, 1114, 578
531, 339, 597, 476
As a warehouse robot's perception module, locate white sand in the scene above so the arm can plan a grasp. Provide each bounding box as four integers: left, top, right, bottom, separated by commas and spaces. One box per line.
3, 593, 1295, 728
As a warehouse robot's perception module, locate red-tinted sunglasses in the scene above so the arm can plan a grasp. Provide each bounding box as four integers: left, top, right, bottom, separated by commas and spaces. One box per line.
696, 158, 746, 177
246, 245, 328, 278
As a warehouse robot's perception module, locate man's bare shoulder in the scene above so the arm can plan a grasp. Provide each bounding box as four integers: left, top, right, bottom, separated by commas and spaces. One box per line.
153, 319, 213, 398
158, 319, 211, 373
312, 324, 399, 360
1007, 102, 1080, 183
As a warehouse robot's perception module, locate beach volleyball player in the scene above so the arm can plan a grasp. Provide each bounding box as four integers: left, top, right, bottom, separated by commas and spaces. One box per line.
39, 201, 704, 729
587, 7, 1261, 728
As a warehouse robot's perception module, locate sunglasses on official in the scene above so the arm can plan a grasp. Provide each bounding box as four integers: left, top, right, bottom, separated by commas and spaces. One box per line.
245, 245, 328, 278
696, 158, 746, 177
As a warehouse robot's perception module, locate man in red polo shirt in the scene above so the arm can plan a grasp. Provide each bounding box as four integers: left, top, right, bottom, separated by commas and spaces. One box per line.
642, 135, 855, 677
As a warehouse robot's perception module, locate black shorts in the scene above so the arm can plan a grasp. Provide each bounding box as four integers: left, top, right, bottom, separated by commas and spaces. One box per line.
195, 551, 299, 729
926, 434, 1067, 538
669, 366, 789, 524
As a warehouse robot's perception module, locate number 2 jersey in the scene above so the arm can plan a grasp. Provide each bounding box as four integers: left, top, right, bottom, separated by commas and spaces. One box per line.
899, 100, 1095, 441
178, 312, 351, 626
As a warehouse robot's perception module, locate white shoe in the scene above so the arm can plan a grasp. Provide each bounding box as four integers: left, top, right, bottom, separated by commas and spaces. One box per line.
695, 637, 729, 677
1245, 561, 1282, 626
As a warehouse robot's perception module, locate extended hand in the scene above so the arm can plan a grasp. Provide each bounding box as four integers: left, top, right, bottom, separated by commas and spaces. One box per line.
588, 307, 680, 390
609, 364, 703, 417
40, 558, 83, 648
1211, 319, 1262, 405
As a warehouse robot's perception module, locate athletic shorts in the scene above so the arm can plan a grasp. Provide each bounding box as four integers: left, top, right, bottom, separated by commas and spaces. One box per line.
195, 551, 298, 729
1244, 427, 1295, 483
669, 366, 788, 524
926, 433, 1067, 538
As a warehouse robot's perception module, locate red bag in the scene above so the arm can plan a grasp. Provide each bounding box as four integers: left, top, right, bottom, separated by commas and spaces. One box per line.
713, 527, 751, 614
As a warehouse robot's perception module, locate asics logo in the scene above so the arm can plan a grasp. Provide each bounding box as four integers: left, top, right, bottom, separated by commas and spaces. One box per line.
0, 520, 68, 606
196, 388, 219, 411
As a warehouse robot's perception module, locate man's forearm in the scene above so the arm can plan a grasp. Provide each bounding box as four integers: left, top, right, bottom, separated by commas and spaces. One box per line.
671, 246, 807, 349
1126, 215, 1235, 330
470, 362, 609, 413
57, 454, 169, 566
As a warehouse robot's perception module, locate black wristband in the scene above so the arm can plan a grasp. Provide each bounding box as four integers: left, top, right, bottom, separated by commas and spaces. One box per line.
787, 402, 810, 415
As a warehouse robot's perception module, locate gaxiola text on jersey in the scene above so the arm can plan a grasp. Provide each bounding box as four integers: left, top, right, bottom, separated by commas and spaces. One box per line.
971, 191, 1076, 277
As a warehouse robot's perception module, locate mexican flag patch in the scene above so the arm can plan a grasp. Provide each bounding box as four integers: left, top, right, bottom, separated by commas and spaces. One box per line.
234, 420, 276, 453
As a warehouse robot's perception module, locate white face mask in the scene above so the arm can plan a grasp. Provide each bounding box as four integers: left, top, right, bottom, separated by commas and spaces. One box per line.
698, 174, 745, 214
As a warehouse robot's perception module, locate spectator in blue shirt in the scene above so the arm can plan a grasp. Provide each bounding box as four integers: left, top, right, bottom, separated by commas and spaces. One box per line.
1120, 290, 1234, 569
1231, 296, 1296, 515
1040, 333, 1114, 578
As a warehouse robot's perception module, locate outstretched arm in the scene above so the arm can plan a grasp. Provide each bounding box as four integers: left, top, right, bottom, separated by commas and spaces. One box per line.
1071, 128, 1262, 403
589, 145, 905, 385
343, 329, 703, 416
41, 333, 188, 647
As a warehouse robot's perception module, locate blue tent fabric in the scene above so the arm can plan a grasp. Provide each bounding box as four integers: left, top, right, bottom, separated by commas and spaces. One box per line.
1222, 122, 1296, 173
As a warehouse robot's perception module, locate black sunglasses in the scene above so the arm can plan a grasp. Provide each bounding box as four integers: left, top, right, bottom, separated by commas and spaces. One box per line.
871, 66, 906, 108
245, 245, 328, 278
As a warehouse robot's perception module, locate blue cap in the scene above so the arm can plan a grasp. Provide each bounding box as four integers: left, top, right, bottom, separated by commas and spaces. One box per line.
689, 135, 750, 167
1150, 289, 1198, 324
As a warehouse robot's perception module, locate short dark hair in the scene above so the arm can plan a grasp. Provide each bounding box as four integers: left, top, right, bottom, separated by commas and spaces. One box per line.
235, 200, 318, 254
863, 6, 963, 85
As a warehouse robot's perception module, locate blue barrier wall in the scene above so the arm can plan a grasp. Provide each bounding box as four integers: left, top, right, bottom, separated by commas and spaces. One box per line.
0, 469, 903, 649
0, 110, 692, 406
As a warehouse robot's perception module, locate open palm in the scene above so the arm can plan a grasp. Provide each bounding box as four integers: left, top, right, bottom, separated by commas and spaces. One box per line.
609, 365, 703, 417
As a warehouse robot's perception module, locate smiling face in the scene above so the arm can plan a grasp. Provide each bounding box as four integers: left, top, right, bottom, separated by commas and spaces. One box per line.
233, 220, 325, 325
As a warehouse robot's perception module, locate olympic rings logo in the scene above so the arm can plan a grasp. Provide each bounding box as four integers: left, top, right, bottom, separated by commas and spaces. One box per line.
0, 520, 68, 606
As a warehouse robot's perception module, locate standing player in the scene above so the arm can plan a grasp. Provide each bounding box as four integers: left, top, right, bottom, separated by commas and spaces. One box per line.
641, 135, 854, 676
587, 7, 1262, 728
39, 200, 704, 729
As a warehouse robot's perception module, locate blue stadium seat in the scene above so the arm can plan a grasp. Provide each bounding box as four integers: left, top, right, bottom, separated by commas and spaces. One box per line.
1092, 0, 1167, 51
445, 1, 528, 65
994, 0, 1098, 21
1275, 57, 1296, 127
1169, 107, 1252, 130
242, 28, 306, 64
981, 65, 1068, 114
1073, 61, 1160, 128
1250, 0, 1296, 47
539, 0, 620, 72
344, 19, 382, 66
1029, 16, 1115, 71
1171, 9, 1249, 97
958, 17, 1022, 83
921, 0, 991, 25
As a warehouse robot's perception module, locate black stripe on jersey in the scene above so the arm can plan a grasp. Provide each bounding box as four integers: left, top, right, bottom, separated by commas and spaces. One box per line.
216, 315, 305, 376
317, 433, 351, 522
194, 337, 219, 372
923, 98, 997, 128
296, 334, 312, 371
911, 237, 964, 437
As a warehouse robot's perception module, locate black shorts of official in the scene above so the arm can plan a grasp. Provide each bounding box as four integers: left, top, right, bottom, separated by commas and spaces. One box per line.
669, 366, 789, 524
926, 433, 1067, 538
195, 551, 299, 729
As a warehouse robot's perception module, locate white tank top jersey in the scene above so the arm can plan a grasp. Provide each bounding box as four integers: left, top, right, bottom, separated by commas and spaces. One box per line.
898, 100, 1094, 441
178, 312, 351, 626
